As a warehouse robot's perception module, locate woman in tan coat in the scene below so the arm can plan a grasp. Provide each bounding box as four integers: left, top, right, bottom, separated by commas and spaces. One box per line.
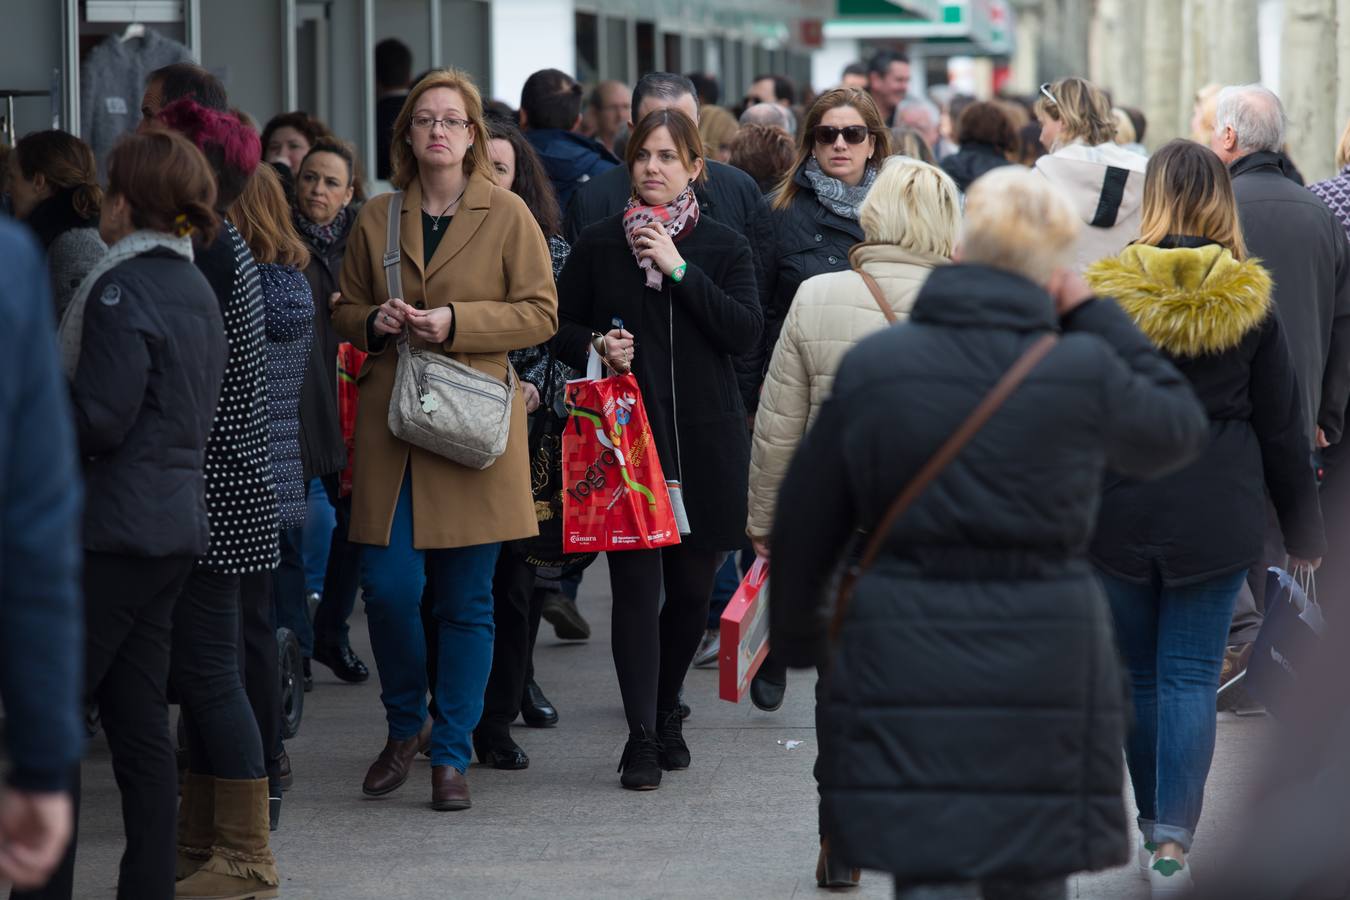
332, 69, 558, 812
745, 156, 960, 726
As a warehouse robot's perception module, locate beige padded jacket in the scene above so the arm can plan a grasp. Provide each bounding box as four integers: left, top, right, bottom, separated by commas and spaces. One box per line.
745, 242, 947, 538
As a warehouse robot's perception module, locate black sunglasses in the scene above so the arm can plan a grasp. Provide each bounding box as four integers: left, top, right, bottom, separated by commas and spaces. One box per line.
813, 125, 870, 145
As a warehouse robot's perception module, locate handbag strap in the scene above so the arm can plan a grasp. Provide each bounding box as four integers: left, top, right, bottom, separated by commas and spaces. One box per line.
830, 332, 1060, 641
855, 267, 897, 324
384, 191, 404, 301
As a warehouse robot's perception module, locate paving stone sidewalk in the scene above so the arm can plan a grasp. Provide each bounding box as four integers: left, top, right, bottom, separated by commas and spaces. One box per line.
58, 558, 1270, 899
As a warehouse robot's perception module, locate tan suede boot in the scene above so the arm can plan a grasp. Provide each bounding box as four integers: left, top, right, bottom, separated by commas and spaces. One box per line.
177, 773, 215, 881
175, 777, 279, 899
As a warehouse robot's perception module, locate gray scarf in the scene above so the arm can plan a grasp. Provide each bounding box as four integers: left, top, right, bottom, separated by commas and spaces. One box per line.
803, 158, 877, 221
59, 230, 194, 379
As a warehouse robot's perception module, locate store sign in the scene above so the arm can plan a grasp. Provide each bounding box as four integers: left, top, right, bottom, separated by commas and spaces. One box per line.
800, 19, 824, 47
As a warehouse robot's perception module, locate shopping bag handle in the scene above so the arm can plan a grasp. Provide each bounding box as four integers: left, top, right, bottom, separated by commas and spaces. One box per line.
744, 556, 768, 588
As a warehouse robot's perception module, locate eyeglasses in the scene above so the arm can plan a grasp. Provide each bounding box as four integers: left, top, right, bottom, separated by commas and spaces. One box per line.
812, 125, 870, 145
1039, 83, 1059, 106
410, 115, 471, 132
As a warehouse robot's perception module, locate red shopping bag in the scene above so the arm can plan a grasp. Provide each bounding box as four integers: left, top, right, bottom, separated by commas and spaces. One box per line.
562, 370, 681, 552
719, 558, 769, 702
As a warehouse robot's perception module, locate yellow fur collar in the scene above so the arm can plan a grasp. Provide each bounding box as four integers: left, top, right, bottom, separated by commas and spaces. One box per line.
1085, 243, 1272, 356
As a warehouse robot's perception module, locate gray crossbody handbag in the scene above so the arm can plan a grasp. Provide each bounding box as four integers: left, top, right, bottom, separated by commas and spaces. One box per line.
382, 191, 515, 470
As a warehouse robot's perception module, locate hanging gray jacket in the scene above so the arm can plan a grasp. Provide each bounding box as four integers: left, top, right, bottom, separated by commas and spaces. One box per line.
80, 28, 193, 176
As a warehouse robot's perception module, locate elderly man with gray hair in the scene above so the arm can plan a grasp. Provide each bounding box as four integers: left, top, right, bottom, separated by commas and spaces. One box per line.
739, 101, 796, 136
1210, 83, 1350, 684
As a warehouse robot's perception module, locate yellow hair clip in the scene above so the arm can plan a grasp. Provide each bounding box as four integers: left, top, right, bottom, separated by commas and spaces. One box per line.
174, 213, 194, 237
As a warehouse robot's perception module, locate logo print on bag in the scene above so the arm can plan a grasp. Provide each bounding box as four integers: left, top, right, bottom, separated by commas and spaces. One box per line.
567, 399, 659, 510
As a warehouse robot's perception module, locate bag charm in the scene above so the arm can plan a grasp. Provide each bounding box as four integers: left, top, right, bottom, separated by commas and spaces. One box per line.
420, 392, 440, 414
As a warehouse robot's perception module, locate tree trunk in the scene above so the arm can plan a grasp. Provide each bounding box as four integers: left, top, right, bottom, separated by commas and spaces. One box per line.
1283, 0, 1337, 182
1143, 0, 1184, 149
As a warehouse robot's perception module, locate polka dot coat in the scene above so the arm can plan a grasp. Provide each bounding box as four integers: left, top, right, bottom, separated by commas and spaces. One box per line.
259, 262, 314, 530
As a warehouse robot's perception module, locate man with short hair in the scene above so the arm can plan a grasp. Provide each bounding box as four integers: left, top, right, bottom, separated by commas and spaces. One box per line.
519, 68, 619, 211
588, 80, 631, 154
739, 102, 796, 135
840, 62, 868, 91
866, 50, 911, 125
746, 74, 795, 109
685, 71, 720, 107
1210, 83, 1350, 679
898, 96, 942, 151
139, 62, 227, 127
374, 38, 414, 179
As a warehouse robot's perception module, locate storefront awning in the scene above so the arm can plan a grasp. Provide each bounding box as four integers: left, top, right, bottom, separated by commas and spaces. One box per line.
825, 0, 1012, 55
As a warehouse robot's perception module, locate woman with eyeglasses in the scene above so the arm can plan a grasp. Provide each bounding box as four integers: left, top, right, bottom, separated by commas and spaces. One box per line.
752, 87, 891, 713
1033, 77, 1148, 273
331, 68, 558, 812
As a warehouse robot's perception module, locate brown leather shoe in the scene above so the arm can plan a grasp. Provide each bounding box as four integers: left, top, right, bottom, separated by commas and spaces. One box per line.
362, 719, 432, 797
431, 765, 471, 811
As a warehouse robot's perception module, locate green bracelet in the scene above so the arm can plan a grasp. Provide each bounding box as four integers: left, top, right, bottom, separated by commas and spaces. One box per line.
671, 263, 688, 283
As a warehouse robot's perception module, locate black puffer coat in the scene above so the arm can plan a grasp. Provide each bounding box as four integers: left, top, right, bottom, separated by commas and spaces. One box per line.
71, 248, 227, 556
940, 141, 1013, 192
769, 264, 1208, 882
297, 224, 350, 480
555, 213, 761, 551
761, 166, 865, 371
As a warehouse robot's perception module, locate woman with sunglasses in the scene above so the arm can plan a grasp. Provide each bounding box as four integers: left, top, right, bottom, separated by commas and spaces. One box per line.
752, 87, 891, 713
1033, 77, 1148, 273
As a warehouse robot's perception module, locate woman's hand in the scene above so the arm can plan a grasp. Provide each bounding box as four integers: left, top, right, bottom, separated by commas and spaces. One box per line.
603, 328, 635, 373
751, 536, 770, 561
522, 381, 541, 413
329, 291, 342, 311
1290, 555, 1323, 572
405, 305, 454, 344
372, 298, 407, 336
635, 222, 685, 277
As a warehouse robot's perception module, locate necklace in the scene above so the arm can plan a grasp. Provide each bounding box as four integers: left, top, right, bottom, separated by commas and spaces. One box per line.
423, 186, 467, 232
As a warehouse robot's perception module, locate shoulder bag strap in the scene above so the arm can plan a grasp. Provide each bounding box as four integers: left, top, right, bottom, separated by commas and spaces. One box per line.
383, 191, 404, 301
855, 267, 897, 324
830, 332, 1060, 642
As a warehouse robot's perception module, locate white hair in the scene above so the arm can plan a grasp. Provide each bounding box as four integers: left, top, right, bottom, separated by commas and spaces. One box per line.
1214, 84, 1287, 154
897, 97, 940, 128
739, 102, 796, 135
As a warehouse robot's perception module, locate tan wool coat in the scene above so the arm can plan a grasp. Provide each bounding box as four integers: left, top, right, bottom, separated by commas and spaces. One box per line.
746, 242, 946, 538
333, 173, 559, 548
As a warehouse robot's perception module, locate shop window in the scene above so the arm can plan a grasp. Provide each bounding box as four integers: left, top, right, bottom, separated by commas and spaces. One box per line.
576, 11, 599, 86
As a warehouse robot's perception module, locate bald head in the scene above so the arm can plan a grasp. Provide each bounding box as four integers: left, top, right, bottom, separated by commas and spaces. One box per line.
1211, 84, 1286, 164
739, 102, 795, 135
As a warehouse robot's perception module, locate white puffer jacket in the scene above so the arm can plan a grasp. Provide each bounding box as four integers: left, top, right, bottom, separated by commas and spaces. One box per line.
746, 242, 947, 538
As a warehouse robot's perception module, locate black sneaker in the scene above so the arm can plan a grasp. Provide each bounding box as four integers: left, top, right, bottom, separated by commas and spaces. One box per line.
617, 726, 662, 791
656, 708, 690, 770
542, 594, 592, 640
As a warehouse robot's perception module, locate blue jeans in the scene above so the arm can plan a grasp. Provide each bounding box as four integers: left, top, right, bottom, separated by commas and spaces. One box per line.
361, 472, 499, 772
1098, 569, 1246, 851
303, 477, 335, 594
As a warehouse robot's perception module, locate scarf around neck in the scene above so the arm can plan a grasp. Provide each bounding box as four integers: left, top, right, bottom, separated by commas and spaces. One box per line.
295, 205, 354, 254
803, 158, 877, 221
622, 184, 700, 290
59, 230, 194, 379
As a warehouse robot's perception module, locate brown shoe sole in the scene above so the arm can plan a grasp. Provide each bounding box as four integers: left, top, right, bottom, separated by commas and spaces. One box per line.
362, 773, 409, 797
431, 797, 472, 811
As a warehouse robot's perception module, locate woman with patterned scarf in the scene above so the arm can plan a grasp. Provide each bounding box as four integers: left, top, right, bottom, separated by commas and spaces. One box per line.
556, 108, 761, 790
750, 87, 891, 717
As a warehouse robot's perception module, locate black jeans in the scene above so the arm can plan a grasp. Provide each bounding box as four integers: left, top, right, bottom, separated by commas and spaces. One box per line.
475, 548, 545, 743
13, 553, 193, 900
606, 545, 723, 735
313, 473, 361, 652
239, 569, 282, 787
171, 570, 266, 780
273, 527, 310, 657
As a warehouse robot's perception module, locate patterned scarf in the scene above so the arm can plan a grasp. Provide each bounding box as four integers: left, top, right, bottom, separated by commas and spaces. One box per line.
294, 205, 354, 254
59, 230, 194, 379
803, 158, 877, 221
622, 185, 700, 290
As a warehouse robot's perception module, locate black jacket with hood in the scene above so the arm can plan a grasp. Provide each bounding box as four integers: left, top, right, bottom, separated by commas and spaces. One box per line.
1230, 150, 1350, 448
768, 263, 1209, 882
525, 128, 620, 212
1086, 238, 1326, 584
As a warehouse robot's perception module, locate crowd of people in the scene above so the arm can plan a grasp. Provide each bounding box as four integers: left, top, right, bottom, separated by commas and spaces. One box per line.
2, 35, 1350, 900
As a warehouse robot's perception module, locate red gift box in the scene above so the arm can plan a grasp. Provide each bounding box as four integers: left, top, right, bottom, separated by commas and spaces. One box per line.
719, 558, 770, 702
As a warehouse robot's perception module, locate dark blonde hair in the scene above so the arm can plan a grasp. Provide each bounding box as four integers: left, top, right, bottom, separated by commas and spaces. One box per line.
229, 163, 311, 268
772, 88, 891, 211
1033, 77, 1116, 148
624, 109, 708, 187
389, 68, 495, 190
14, 130, 103, 220
107, 127, 219, 247
1137, 139, 1246, 260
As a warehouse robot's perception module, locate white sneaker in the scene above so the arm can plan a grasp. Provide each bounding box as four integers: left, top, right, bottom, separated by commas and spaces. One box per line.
1149, 854, 1194, 898
1137, 835, 1157, 878
692, 630, 720, 668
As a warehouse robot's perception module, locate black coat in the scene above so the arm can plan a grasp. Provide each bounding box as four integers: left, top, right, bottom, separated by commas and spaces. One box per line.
564, 160, 774, 410
1231, 151, 1350, 445
940, 141, 1013, 192
70, 249, 227, 557
1086, 239, 1326, 585
298, 227, 350, 480
762, 166, 865, 373
769, 264, 1209, 881
555, 213, 762, 551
